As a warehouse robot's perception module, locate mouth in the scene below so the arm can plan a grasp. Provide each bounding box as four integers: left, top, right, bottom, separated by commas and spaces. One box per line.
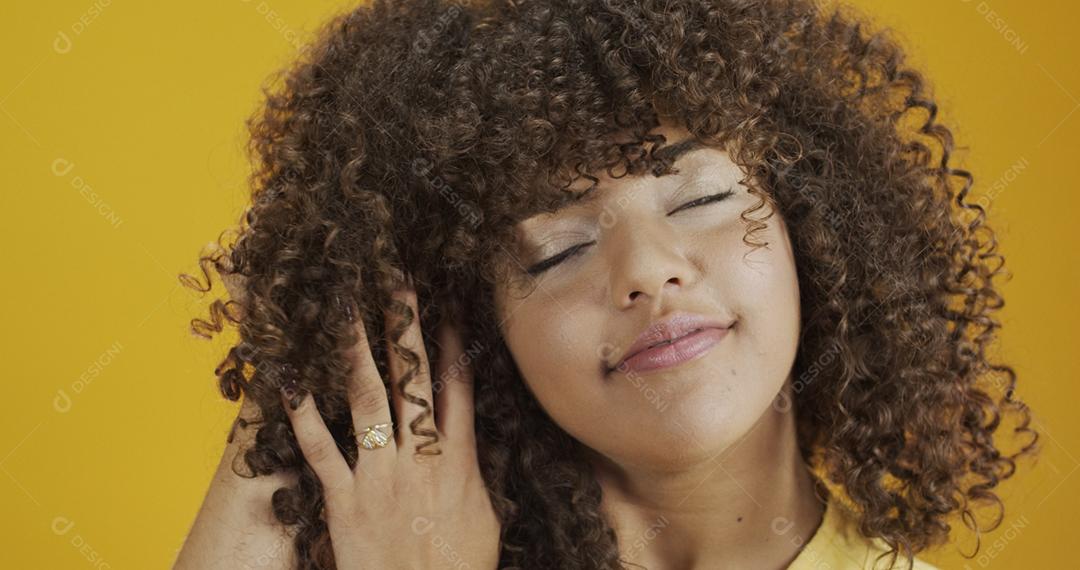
609, 323, 733, 376
646, 328, 704, 349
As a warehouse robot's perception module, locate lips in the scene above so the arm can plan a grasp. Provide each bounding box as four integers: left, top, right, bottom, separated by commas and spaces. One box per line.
609, 312, 735, 372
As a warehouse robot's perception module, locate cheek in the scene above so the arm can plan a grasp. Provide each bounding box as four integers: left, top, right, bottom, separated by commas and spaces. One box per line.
706, 218, 801, 396
698, 210, 799, 324
503, 301, 606, 404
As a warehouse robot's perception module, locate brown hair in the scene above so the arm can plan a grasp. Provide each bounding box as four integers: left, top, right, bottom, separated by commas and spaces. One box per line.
180, 0, 1039, 568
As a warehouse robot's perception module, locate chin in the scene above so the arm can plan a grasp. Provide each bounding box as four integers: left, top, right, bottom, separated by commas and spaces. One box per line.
667, 381, 779, 451
638, 393, 744, 451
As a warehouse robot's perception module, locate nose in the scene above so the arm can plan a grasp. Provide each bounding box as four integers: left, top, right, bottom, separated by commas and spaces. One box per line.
608, 218, 699, 310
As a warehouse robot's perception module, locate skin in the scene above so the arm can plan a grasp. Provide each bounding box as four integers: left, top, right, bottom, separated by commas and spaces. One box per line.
494, 118, 827, 569
172, 399, 301, 569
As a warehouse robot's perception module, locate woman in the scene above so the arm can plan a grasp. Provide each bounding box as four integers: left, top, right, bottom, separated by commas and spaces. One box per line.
174, 0, 1038, 568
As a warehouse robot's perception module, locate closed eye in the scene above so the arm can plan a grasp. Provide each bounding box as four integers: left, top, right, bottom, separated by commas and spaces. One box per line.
667, 188, 735, 215
525, 240, 595, 276
524, 188, 736, 276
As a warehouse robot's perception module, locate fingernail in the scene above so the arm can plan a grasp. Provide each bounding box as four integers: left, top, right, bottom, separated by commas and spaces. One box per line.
280, 378, 307, 411
398, 271, 414, 291
334, 294, 357, 323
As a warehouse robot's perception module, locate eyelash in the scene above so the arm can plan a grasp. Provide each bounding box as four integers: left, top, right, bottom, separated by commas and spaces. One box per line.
524, 188, 735, 276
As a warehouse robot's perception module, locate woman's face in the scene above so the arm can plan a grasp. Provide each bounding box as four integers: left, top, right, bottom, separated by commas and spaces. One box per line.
493, 121, 802, 473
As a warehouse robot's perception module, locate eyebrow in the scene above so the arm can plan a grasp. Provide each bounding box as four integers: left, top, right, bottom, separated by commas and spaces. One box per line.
561, 137, 708, 210
653, 137, 707, 164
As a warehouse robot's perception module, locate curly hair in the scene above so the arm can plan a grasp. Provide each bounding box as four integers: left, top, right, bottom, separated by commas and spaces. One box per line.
179, 0, 1040, 568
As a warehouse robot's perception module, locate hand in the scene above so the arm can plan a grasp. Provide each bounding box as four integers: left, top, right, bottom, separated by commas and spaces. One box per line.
279, 282, 501, 570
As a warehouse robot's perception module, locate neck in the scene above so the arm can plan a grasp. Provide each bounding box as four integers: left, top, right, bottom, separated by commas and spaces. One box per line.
587, 386, 827, 570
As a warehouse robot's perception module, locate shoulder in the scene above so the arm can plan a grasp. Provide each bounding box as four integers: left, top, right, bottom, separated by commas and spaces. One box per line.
787, 498, 941, 570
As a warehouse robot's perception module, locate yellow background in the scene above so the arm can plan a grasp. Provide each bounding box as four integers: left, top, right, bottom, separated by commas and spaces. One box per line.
2, 1, 1076, 567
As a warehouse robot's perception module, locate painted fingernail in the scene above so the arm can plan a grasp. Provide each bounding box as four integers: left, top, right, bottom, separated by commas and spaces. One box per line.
333, 294, 356, 323
395, 270, 413, 291
276, 364, 306, 410
280, 378, 307, 411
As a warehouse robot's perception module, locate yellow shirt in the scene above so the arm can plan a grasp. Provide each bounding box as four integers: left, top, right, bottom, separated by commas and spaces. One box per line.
787, 498, 940, 570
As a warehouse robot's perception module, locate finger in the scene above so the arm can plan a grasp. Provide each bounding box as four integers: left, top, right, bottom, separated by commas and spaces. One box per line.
281, 382, 352, 499
384, 280, 436, 451
343, 300, 397, 461
433, 316, 476, 443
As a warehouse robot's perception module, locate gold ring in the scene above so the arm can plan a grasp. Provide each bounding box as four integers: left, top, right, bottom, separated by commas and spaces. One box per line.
357, 422, 393, 450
